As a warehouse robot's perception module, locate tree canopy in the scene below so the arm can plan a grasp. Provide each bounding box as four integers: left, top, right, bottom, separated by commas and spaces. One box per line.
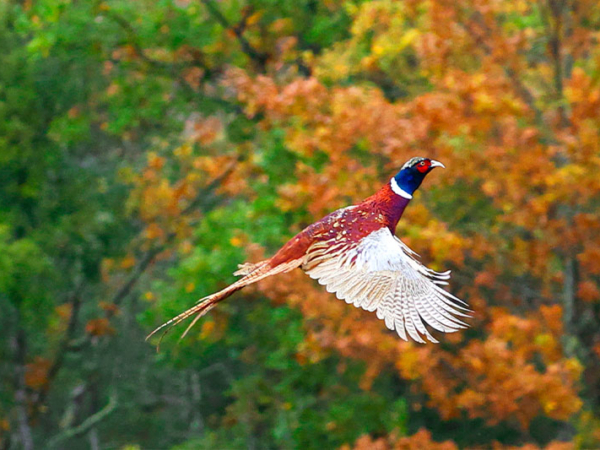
1, 0, 599, 448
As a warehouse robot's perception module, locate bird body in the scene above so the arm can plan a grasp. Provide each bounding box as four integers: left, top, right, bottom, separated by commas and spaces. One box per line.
148, 157, 470, 345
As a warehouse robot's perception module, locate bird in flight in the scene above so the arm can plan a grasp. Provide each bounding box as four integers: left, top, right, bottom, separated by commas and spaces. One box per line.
147, 157, 471, 345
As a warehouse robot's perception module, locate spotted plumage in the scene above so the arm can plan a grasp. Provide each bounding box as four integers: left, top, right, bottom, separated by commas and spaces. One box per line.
147, 157, 471, 345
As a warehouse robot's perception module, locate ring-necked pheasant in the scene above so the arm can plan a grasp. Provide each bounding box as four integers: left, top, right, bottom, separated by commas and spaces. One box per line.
147, 157, 471, 345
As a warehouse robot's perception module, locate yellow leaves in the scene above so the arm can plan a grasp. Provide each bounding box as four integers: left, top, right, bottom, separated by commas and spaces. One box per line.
481, 179, 500, 197
565, 67, 589, 103
372, 28, 420, 58
394, 347, 421, 380
111, 2, 600, 439
119, 254, 136, 269
229, 233, 246, 248
200, 320, 215, 339
199, 315, 228, 341
543, 399, 558, 414
565, 358, 584, 379
574, 411, 600, 449
145, 223, 165, 240
314, 0, 422, 81
350, 0, 405, 36
296, 332, 329, 365
217, 61, 598, 435
55, 303, 73, 321
473, 91, 496, 113
449, 306, 582, 426
25, 357, 51, 390
398, 29, 420, 51
398, 213, 467, 269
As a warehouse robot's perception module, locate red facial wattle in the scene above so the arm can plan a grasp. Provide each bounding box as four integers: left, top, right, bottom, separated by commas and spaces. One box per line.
416, 160, 431, 173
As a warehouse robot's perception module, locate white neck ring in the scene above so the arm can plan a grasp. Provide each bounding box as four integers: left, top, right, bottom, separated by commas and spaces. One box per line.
390, 177, 413, 199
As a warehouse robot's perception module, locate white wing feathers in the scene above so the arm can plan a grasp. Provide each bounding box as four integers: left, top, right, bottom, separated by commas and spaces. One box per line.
303, 228, 471, 343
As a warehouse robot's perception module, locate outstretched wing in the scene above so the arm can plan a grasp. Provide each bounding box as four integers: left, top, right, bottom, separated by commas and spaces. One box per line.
303, 227, 471, 343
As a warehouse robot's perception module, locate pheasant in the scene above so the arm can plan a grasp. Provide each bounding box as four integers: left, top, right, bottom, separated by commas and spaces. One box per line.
147, 157, 471, 345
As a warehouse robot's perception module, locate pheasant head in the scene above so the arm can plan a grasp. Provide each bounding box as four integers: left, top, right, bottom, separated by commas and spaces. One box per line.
391, 157, 445, 199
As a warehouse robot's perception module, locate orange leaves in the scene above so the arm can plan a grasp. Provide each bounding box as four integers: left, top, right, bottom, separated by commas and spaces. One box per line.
147, 153, 165, 171
394, 344, 435, 381
348, 429, 457, 450
448, 306, 583, 427
578, 247, 600, 276
394, 429, 457, 450
54, 303, 73, 322
224, 67, 406, 161
182, 66, 205, 91
119, 254, 136, 269
116, 0, 600, 441
144, 222, 165, 240
254, 250, 582, 430
85, 318, 115, 337
25, 357, 51, 390
578, 280, 600, 303
184, 115, 223, 146
128, 128, 246, 253
474, 271, 496, 288
199, 313, 229, 342
99, 301, 120, 316
565, 67, 600, 122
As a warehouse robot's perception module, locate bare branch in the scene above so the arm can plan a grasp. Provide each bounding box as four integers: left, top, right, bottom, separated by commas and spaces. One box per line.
199, 0, 268, 68
103, 9, 185, 70
47, 392, 118, 448
111, 156, 240, 308
11, 328, 33, 450
25, 282, 85, 424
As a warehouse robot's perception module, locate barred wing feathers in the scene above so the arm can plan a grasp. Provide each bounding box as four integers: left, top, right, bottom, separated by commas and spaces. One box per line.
303, 228, 471, 343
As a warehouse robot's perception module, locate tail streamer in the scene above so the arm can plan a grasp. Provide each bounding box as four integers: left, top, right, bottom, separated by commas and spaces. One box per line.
145, 257, 303, 350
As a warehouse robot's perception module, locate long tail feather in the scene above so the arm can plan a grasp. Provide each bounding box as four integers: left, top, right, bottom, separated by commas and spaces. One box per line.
146, 257, 303, 349
145, 282, 243, 350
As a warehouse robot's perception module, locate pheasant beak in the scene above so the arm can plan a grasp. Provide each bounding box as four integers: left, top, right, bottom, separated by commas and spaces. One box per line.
430, 160, 445, 169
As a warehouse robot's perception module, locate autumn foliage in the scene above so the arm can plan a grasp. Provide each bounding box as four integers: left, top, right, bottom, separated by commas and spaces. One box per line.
2, 0, 600, 448
129, 0, 599, 446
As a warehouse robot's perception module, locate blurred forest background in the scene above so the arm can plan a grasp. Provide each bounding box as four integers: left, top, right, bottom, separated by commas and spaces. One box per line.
1, 0, 600, 448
